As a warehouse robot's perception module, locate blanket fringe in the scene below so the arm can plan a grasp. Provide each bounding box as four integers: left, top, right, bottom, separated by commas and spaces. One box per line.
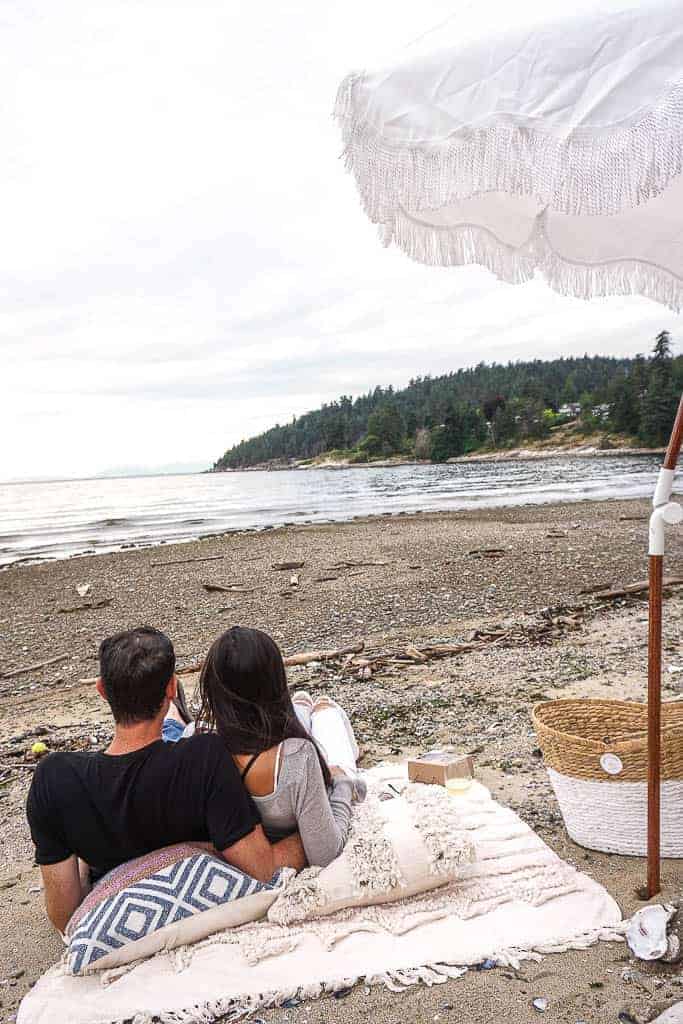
114, 925, 627, 1024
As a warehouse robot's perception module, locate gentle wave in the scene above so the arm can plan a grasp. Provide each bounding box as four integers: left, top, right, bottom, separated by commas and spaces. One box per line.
0, 456, 667, 568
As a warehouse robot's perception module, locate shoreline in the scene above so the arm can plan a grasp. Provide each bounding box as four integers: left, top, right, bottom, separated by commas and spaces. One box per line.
1, 452, 666, 571
215, 445, 665, 473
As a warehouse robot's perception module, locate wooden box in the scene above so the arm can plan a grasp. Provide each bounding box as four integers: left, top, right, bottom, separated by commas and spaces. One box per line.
408, 750, 475, 787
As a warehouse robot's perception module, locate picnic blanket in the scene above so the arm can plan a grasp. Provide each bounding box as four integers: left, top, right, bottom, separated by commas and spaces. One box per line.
18, 764, 623, 1024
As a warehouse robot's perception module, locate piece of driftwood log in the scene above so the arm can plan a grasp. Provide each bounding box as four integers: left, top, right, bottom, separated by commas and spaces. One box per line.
619, 515, 647, 522
468, 548, 506, 558
594, 576, 683, 601
152, 555, 224, 567
284, 641, 364, 666
271, 561, 305, 571
202, 582, 259, 594
579, 582, 614, 595
0, 653, 69, 679
330, 561, 388, 569
339, 612, 589, 680
342, 641, 483, 678
58, 598, 112, 614
0, 762, 37, 771
170, 641, 366, 679
314, 575, 339, 582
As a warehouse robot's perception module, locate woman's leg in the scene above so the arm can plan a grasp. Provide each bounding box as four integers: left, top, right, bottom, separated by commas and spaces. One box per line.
310, 697, 359, 777
292, 690, 314, 734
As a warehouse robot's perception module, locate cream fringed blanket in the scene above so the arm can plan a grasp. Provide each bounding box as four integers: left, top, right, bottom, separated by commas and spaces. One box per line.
19, 766, 623, 1024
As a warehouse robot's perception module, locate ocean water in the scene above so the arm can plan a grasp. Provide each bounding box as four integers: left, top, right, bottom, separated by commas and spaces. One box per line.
0, 456, 668, 568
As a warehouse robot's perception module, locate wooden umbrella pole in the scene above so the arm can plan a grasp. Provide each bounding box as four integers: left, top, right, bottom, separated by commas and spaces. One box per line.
647, 393, 683, 898
647, 553, 663, 897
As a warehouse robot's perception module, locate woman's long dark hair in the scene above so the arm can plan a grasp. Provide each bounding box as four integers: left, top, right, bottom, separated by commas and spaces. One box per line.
196, 626, 332, 787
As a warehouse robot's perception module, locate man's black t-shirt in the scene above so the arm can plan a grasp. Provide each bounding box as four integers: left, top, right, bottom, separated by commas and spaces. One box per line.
26, 734, 260, 880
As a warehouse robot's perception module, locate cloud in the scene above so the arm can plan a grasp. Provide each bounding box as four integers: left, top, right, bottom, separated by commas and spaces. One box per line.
0, 0, 676, 480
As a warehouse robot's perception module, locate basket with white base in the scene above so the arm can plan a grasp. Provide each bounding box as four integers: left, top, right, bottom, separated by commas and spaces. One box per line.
533, 699, 683, 857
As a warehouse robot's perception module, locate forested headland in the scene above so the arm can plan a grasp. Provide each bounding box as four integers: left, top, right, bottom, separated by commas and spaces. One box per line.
213, 332, 682, 471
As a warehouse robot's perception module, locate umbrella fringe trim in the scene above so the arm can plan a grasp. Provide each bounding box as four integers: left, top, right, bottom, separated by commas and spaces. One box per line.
389, 208, 683, 312
334, 72, 683, 221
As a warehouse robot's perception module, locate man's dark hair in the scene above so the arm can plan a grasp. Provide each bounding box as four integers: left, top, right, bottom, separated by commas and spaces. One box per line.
99, 627, 175, 724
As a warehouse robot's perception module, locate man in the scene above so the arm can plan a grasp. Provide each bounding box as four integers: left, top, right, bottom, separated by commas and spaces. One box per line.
26, 627, 305, 933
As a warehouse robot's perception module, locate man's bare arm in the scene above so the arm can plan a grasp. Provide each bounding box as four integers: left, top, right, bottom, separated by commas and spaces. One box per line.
271, 831, 306, 872
40, 857, 85, 934
222, 825, 306, 882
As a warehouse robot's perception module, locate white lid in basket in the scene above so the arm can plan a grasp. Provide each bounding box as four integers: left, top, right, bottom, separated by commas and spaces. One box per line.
600, 753, 624, 775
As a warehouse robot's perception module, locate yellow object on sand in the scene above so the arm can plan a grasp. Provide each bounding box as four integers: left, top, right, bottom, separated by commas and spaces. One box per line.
31, 741, 48, 757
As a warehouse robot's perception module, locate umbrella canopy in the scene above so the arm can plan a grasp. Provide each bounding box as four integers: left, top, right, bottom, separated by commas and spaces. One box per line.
335, 0, 683, 310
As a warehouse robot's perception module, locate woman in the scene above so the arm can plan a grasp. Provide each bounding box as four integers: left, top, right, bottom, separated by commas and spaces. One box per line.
168, 626, 365, 868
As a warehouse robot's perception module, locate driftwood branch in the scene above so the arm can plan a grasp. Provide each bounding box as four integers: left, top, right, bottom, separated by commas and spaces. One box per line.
579, 582, 614, 595
284, 641, 364, 666
171, 641, 366, 679
58, 598, 112, 614
152, 555, 224, 568
271, 561, 305, 571
202, 582, 260, 594
594, 576, 683, 600
342, 613, 587, 679
330, 561, 388, 569
0, 653, 69, 680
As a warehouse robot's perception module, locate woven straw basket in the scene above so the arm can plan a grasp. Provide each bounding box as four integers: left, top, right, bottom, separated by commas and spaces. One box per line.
533, 699, 683, 857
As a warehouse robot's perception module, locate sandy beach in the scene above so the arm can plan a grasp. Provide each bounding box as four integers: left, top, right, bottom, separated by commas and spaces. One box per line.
2, 497, 683, 1024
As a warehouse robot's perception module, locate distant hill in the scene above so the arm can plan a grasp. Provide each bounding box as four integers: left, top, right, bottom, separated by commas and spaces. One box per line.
212, 338, 682, 470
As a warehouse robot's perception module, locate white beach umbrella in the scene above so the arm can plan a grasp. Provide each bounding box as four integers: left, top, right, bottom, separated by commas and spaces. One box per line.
335, 0, 683, 897
335, 0, 683, 310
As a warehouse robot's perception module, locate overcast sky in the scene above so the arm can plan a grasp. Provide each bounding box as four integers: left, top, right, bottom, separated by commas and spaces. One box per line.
1, 0, 675, 481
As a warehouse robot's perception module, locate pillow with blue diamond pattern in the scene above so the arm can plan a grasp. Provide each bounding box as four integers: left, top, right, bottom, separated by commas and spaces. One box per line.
65, 843, 286, 975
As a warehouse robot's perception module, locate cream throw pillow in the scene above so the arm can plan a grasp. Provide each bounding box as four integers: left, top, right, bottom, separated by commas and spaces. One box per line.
268, 782, 475, 925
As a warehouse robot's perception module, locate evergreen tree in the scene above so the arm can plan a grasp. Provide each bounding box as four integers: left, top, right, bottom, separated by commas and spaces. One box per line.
492, 402, 518, 446
461, 405, 488, 450
608, 373, 640, 435
430, 404, 465, 462
641, 332, 678, 446
365, 400, 405, 455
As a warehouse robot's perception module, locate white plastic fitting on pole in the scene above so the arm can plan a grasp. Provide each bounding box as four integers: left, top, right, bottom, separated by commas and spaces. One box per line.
653, 468, 676, 509
649, 501, 683, 556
